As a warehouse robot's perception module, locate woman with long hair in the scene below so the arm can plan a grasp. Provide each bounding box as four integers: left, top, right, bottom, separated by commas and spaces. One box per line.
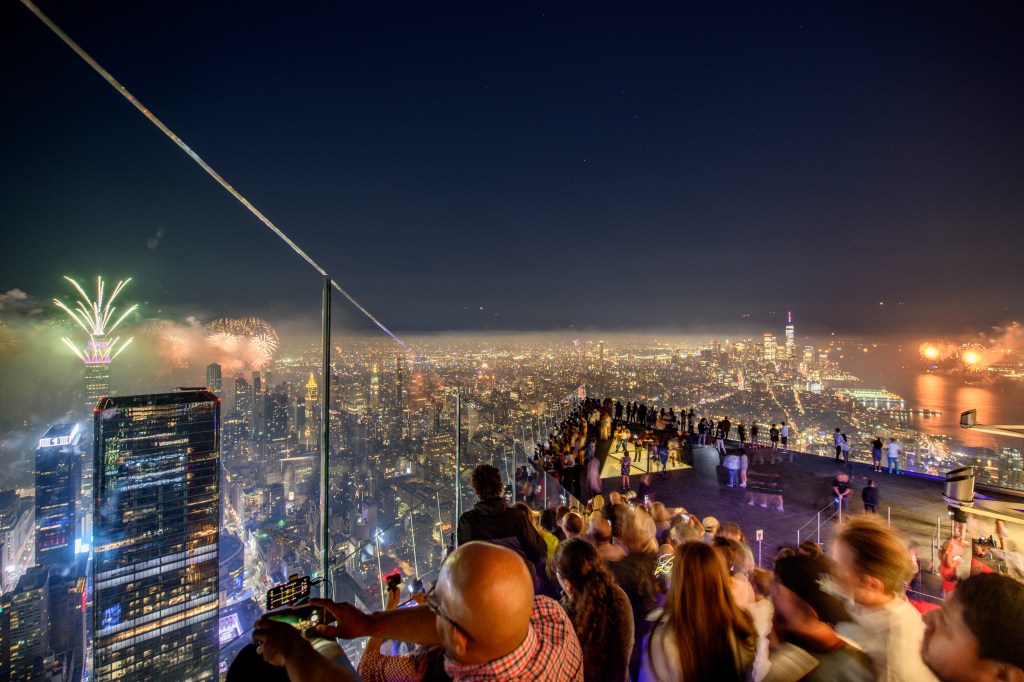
640, 542, 756, 682
555, 538, 634, 682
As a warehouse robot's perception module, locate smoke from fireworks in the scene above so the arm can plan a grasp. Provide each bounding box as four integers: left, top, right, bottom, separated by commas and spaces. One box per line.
203, 317, 280, 372
147, 316, 280, 375
918, 322, 1023, 374
53, 276, 138, 364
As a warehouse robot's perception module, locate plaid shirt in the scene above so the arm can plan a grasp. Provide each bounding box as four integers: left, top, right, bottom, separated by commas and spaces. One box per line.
445, 595, 584, 682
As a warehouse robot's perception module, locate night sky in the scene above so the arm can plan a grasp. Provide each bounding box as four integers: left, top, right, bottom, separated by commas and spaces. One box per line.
2, 1, 1023, 335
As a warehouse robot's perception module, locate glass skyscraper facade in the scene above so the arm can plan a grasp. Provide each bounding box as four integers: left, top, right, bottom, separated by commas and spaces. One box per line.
35, 423, 81, 579
92, 391, 220, 681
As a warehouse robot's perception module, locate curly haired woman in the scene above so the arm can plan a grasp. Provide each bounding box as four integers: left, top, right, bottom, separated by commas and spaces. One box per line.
555, 538, 634, 682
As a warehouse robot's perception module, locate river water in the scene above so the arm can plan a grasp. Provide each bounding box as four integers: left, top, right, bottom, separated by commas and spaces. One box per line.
838, 343, 1024, 450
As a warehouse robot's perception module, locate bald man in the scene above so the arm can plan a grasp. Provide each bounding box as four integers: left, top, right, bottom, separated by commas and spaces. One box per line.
253, 541, 583, 681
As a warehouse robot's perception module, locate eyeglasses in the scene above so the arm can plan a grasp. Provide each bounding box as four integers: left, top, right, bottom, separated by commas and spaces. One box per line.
425, 586, 475, 642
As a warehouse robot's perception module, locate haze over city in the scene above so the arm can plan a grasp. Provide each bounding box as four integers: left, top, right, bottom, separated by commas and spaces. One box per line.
2, 2, 1024, 680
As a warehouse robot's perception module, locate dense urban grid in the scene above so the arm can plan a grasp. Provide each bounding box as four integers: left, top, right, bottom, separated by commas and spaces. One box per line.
2, 311, 1024, 679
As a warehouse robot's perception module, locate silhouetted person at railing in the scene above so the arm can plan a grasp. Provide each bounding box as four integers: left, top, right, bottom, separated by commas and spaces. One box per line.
637, 403, 648, 425
922, 573, 1024, 682
862, 479, 879, 513
556, 538, 634, 682
721, 415, 732, 440
886, 437, 902, 474
457, 464, 547, 570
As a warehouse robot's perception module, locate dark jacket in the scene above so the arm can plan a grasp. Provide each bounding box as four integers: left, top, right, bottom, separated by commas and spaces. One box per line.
456, 498, 547, 563
862, 486, 879, 506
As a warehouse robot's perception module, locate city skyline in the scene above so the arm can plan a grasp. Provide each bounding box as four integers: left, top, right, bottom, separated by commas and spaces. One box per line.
3, 3, 1024, 678
2, 1, 1023, 335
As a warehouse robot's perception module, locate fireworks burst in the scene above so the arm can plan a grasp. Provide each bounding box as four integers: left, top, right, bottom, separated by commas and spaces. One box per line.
53, 276, 137, 364
919, 343, 940, 361
203, 317, 280, 371
960, 346, 986, 372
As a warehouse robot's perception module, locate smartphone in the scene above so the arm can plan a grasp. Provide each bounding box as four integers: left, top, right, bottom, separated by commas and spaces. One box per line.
383, 569, 402, 593
266, 576, 310, 611
266, 604, 326, 633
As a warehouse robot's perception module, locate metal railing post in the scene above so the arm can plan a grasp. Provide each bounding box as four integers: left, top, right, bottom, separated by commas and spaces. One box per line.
887, 506, 891, 526
816, 512, 821, 543
319, 276, 331, 593
410, 512, 419, 579
455, 392, 462, 541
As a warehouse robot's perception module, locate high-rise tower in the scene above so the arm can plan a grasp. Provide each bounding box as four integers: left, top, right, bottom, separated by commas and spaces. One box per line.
205, 362, 223, 395
35, 424, 81, 578
785, 311, 796, 359
763, 333, 777, 363
53, 277, 138, 411
92, 391, 220, 681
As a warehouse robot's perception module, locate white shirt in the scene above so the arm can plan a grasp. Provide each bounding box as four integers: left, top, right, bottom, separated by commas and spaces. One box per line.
887, 442, 901, 458
836, 597, 938, 682
780, 426, 790, 437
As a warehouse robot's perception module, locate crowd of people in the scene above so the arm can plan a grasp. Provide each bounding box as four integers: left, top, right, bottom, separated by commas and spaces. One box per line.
245, 455, 1024, 682
237, 398, 1022, 681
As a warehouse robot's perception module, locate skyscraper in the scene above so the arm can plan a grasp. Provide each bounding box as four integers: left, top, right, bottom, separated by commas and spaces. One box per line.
53, 277, 137, 412
264, 386, 289, 450
35, 423, 81, 578
370, 364, 380, 410
763, 333, 777, 363
92, 391, 220, 681
251, 371, 265, 444
205, 362, 223, 395
0, 565, 50, 682
785, 311, 796, 359
303, 374, 318, 448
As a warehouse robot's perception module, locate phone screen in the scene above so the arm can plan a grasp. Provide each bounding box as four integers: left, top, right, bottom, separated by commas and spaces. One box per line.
266, 576, 311, 611
266, 604, 325, 632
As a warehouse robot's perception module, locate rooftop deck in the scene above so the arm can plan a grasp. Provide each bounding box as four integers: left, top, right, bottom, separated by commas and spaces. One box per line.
595, 430, 1024, 600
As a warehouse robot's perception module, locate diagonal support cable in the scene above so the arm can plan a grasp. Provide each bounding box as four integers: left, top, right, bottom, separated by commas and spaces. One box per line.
20, 0, 413, 355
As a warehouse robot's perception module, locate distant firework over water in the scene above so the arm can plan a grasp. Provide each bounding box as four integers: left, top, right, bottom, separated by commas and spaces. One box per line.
203, 317, 280, 372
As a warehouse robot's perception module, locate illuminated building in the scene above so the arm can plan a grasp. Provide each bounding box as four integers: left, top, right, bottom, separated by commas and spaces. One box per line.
370, 364, 380, 410
0, 495, 34, 593
0, 565, 50, 682
35, 424, 81, 578
785, 311, 796, 359
763, 333, 777, 363
264, 387, 289, 450
205, 363, 223, 395
251, 371, 264, 444
92, 391, 220, 682
53, 277, 137, 411
304, 374, 318, 447
233, 376, 252, 426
